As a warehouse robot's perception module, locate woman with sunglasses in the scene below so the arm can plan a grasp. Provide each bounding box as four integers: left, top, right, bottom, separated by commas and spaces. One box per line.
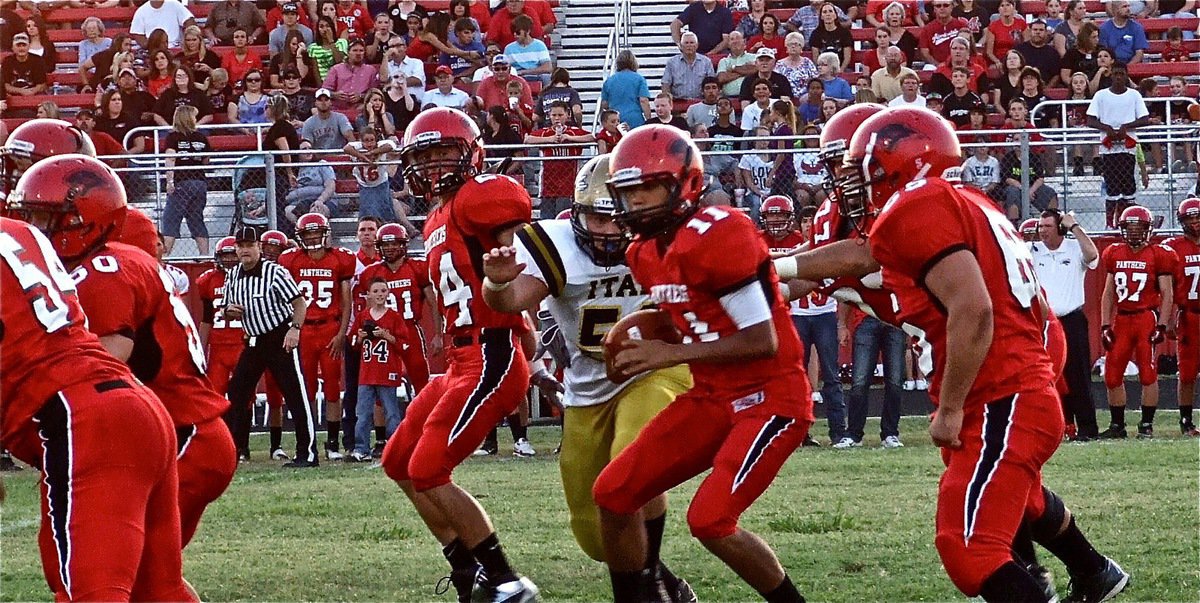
228, 69, 270, 130
154, 65, 213, 126
270, 30, 319, 88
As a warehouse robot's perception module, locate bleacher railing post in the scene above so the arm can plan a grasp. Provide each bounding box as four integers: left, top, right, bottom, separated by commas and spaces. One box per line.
265, 152, 277, 231
1020, 131, 1031, 219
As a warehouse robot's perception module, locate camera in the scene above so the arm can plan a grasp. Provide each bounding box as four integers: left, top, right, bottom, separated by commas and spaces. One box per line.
362, 320, 378, 338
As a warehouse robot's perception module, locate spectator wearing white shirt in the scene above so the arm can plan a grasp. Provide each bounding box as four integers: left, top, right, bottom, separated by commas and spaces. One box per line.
1030, 209, 1101, 440
685, 77, 721, 128
739, 78, 774, 132
887, 72, 927, 107
380, 36, 426, 104
130, 0, 195, 49
423, 65, 472, 112
1085, 62, 1150, 225
961, 145, 1000, 196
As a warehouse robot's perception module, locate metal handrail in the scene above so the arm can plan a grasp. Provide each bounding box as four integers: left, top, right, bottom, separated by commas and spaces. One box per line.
589, 0, 627, 130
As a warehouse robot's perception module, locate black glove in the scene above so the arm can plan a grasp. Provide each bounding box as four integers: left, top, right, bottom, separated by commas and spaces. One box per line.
1101, 325, 1115, 351
1150, 324, 1167, 345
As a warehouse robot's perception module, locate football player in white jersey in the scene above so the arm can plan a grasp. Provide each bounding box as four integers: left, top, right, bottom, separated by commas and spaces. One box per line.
481, 154, 696, 601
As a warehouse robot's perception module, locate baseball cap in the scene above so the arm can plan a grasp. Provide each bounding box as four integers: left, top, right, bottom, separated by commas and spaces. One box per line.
282, 2, 299, 12
119, 67, 138, 79
234, 225, 260, 243
315, 87, 332, 98
926, 92, 943, 101
755, 47, 776, 59
491, 53, 510, 66
435, 65, 454, 76
11, 33, 29, 46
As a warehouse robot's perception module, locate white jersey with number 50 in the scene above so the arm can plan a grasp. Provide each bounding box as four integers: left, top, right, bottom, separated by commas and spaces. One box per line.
515, 220, 648, 407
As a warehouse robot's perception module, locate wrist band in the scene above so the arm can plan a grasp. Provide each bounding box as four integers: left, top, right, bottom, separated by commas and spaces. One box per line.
483, 277, 511, 292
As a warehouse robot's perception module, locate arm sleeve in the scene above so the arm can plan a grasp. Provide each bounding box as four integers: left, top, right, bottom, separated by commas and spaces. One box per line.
272, 265, 303, 305
458, 176, 533, 237
719, 279, 773, 328
1101, 244, 1117, 273
684, 211, 772, 296
1134, 94, 1149, 120
514, 223, 563, 295
869, 182, 970, 284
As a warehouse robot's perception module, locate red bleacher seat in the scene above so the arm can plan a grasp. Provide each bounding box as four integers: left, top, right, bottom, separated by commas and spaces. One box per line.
1147, 39, 1200, 54
335, 179, 358, 194
1129, 60, 1200, 77
1140, 17, 1200, 34
208, 135, 259, 152
1021, 1, 1106, 14
6, 93, 94, 110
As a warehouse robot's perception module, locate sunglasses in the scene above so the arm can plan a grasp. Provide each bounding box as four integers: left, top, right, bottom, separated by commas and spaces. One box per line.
246, 77, 262, 82
493, 65, 510, 70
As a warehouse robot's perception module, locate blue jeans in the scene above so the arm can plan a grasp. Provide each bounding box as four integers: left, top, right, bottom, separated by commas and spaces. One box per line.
161, 179, 208, 239
355, 384, 404, 455
358, 183, 396, 221
793, 312, 845, 441
847, 316, 906, 441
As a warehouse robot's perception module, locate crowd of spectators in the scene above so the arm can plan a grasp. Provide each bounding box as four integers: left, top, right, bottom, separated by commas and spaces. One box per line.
590, 0, 1200, 222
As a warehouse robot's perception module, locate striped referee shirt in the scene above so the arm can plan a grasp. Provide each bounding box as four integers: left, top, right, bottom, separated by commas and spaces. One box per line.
224, 259, 304, 337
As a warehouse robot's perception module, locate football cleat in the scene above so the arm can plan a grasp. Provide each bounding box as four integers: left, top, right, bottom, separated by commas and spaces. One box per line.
271, 448, 290, 461
1181, 421, 1200, 437
1065, 557, 1129, 603
1136, 422, 1153, 439
435, 564, 487, 603
490, 577, 539, 603
1027, 563, 1058, 603
1097, 424, 1127, 440
513, 438, 536, 458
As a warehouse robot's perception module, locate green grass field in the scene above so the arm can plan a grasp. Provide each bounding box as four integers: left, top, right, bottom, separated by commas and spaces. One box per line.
1, 416, 1197, 602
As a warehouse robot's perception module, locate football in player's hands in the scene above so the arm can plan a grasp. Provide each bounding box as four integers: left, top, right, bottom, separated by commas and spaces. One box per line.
603, 309, 683, 384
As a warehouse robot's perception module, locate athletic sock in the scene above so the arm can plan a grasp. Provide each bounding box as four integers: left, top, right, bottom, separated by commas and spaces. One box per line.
375, 425, 386, 443
269, 426, 282, 451
608, 569, 645, 603
508, 413, 527, 441
644, 512, 666, 570
326, 421, 340, 450
1038, 517, 1106, 578
1140, 406, 1156, 425
442, 538, 477, 572
761, 574, 805, 603
1011, 520, 1038, 566
1182, 405, 1195, 425
978, 561, 1045, 603
483, 427, 499, 451
1108, 405, 1125, 427
471, 533, 517, 586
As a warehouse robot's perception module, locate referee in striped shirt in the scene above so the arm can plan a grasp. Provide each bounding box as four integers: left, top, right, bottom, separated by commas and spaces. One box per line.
223, 226, 319, 467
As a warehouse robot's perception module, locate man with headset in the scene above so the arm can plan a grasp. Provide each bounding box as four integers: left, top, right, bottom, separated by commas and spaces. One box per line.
1031, 209, 1101, 441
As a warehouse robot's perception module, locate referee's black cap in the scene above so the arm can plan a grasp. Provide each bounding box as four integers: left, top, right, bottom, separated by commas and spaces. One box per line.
234, 225, 261, 243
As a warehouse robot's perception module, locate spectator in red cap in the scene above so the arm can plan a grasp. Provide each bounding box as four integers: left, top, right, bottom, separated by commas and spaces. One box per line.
423, 65, 473, 112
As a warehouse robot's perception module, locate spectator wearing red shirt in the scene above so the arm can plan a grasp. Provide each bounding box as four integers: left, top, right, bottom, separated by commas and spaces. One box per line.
487, 0, 544, 49
335, 0, 371, 39
1162, 26, 1190, 62
221, 28, 264, 86
931, 35, 986, 96
919, 0, 969, 64
862, 27, 907, 74
476, 54, 534, 111
349, 277, 411, 462
525, 0, 557, 35
595, 108, 623, 154
267, 0, 313, 31
747, 13, 787, 58
983, 0, 1026, 69
524, 101, 594, 219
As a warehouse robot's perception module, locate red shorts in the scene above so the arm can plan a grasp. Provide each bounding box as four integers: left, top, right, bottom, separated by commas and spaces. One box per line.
935, 384, 1064, 596
593, 375, 812, 540
1104, 310, 1158, 388
25, 380, 194, 602
206, 344, 242, 397
382, 329, 530, 491
1178, 310, 1199, 386
299, 320, 344, 404
175, 418, 237, 546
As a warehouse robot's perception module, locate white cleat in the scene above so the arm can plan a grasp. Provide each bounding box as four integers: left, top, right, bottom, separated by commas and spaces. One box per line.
513, 438, 536, 458
882, 436, 905, 449
271, 448, 290, 460
492, 577, 539, 603
831, 437, 861, 449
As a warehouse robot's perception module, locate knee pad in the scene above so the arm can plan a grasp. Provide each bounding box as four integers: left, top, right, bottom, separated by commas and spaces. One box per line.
1028, 487, 1067, 542
591, 473, 639, 516
1103, 370, 1123, 390
935, 532, 1010, 597
686, 501, 737, 541
407, 460, 452, 492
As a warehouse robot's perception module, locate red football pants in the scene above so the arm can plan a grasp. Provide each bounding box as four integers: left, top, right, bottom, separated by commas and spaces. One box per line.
402, 323, 431, 391
1178, 310, 1199, 386
206, 344, 243, 397
593, 376, 812, 540
1047, 314, 1068, 396
29, 380, 194, 602
263, 371, 284, 408
1104, 310, 1158, 388
935, 384, 1064, 597
382, 329, 530, 491
300, 321, 344, 405
176, 417, 237, 546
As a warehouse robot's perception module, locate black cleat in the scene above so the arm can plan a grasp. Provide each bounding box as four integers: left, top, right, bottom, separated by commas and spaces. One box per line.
372, 441, 386, 458
649, 562, 696, 603
1182, 421, 1200, 437
282, 459, 318, 468
1097, 424, 1127, 440
1027, 564, 1057, 602
1065, 558, 1129, 603
801, 435, 821, 447
435, 564, 486, 602
1136, 422, 1153, 439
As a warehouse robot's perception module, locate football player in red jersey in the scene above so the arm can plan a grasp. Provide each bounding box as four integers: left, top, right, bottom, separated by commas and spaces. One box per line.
358, 223, 434, 393
259, 228, 291, 457
197, 236, 245, 399
831, 106, 1127, 602
1098, 205, 1175, 439
278, 213, 356, 460
595, 124, 813, 602
0, 216, 195, 602
386, 107, 538, 602
1, 118, 97, 195
1164, 198, 1200, 435
7, 154, 237, 549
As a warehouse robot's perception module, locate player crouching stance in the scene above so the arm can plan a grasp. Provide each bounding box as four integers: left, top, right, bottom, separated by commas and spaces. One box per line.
594, 125, 814, 602
838, 107, 1128, 602
480, 154, 696, 601
382, 108, 537, 602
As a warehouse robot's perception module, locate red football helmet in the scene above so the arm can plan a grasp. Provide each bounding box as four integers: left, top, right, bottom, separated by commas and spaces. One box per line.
842, 107, 962, 233
215, 236, 238, 270
760, 195, 795, 238
376, 222, 409, 262
819, 103, 885, 186
1019, 218, 1040, 242
5, 153, 126, 262
1118, 205, 1153, 248
295, 212, 330, 250
606, 124, 705, 238
120, 206, 160, 257
1178, 198, 1200, 238
2, 118, 97, 194
398, 107, 484, 198
260, 229, 289, 261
